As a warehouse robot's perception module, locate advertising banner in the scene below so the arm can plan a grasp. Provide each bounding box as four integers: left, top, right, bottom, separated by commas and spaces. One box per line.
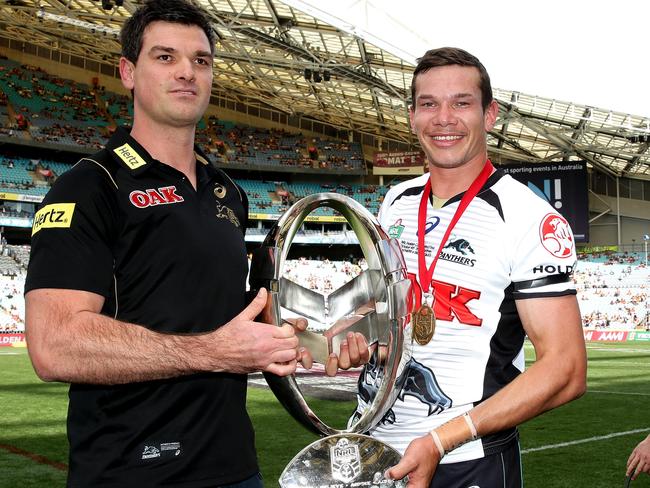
0, 333, 26, 347
0, 192, 43, 203
373, 151, 425, 175
499, 161, 589, 242
583, 329, 629, 342
627, 331, 650, 342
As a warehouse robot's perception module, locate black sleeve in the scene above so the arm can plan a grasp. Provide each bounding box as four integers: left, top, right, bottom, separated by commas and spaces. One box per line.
25, 160, 118, 297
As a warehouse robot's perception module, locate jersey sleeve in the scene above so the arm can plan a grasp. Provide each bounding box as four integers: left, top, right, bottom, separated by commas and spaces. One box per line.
25, 161, 118, 297
509, 205, 577, 300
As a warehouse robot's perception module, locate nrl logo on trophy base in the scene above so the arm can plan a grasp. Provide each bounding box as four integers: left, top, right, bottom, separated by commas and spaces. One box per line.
330, 438, 361, 483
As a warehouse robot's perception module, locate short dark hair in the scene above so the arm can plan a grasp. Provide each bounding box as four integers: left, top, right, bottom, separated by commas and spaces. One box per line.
410, 47, 493, 111
120, 0, 215, 63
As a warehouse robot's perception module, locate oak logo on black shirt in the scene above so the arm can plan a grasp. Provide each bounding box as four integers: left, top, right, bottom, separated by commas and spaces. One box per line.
129, 186, 185, 208
32, 203, 75, 236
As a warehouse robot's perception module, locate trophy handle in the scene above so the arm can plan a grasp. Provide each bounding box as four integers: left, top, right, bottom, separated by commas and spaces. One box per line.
249, 193, 412, 437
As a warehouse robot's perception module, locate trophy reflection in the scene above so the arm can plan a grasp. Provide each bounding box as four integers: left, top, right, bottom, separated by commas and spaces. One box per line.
249, 193, 412, 488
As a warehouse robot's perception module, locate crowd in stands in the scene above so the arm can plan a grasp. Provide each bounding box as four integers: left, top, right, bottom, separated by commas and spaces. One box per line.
0, 60, 367, 173
0, 152, 388, 215
0, 251, 647, 335
0, 244, 27, 333
575, 252, 648, 330
206, 118, 365, 172
282, 257, 366, 295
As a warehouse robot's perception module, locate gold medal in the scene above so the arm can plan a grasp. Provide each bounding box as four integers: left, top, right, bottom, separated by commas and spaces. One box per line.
413, 303, 435, 345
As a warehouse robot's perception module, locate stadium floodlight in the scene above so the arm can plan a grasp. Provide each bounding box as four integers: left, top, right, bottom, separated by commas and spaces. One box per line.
35, 10, 120, 37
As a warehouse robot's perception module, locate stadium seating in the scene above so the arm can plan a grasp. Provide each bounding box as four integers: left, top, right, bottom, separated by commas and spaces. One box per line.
0, 251, 647, 333
0, 245, 27, 333
575, 252, 648, 329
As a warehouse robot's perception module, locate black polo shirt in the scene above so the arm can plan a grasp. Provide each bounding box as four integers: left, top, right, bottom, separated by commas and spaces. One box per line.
25, 128, 257, 487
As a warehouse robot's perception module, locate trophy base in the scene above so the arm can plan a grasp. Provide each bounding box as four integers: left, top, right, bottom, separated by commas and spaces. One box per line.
279, 433, 407, 488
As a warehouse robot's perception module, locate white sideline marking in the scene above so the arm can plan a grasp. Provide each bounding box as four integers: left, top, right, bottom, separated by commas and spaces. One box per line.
589, 389, 650, 396
522, 428, 649, 454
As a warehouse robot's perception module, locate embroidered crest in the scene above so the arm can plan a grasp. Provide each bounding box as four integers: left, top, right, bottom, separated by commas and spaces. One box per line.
216, 202, 240, 228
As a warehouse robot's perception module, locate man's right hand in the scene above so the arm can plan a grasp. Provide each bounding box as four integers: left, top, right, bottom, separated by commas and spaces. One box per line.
386, 434, 440, 487
212, 288, 300, 376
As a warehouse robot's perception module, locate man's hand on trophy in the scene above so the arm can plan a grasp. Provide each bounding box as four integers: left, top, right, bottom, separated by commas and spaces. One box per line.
213, 288, 301, 376
285, 316, 371, 376
385, 434, 440, 487
323, 331, 370, 377
282, 317, 314, 370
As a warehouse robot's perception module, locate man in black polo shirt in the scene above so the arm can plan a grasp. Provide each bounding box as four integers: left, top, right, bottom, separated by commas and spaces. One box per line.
24, 1, 305, 486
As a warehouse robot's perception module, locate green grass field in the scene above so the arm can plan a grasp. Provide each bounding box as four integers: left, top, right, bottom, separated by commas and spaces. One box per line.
1, 342, 649, 487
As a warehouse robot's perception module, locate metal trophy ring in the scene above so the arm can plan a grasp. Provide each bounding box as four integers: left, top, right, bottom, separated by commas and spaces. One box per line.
249, 193, 412, 487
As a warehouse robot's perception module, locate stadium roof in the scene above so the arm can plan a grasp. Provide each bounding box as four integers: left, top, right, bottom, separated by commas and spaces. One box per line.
1, 0, 649, 179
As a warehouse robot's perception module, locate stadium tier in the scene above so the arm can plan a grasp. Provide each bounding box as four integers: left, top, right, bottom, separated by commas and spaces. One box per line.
0, 62, 366, 174
0, 155, 387, 223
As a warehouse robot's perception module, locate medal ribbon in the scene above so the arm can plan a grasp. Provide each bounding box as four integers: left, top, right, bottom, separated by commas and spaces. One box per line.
417, 160, 494, 296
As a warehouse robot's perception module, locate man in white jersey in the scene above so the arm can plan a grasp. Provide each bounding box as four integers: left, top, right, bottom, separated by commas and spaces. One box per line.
352, 47, 587, 487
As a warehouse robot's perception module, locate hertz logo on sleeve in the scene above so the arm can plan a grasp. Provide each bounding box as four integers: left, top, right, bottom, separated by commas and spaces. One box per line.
32, 203, 76, 236
114, 143, 147, 170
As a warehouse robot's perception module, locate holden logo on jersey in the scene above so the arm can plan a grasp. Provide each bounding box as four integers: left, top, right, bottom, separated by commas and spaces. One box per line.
539, 213, 573, 258
388, 219, 405, 238
129, 186, 184, 208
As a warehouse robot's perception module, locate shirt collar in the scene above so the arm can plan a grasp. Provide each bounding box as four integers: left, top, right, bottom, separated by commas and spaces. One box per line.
106, 127, 212, 177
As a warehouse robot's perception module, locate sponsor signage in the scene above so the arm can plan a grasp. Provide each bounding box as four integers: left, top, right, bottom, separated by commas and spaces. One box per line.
129, 186, 184, 208
248, 212, 347, 223
32, 203, 75, 235
114, 143, 147, 170
373, 151, 425, 175
583, 329, 629, 342
500, 161, 589, 242
0, 192, 44, 203
628, 331, 650, 342
0, 333, 26, 347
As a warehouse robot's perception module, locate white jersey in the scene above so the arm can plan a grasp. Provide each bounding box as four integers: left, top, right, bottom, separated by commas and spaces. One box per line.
357, 169, 577, 463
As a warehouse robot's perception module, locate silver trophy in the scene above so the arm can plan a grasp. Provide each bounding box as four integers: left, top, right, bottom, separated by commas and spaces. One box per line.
249, 193, 412, 488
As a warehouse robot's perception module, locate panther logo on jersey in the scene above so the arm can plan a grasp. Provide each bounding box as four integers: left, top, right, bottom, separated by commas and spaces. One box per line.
356, 357, 452, 426
398, 359, 452, 415
539, 213, 573, 258
444, 237, 475, 255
